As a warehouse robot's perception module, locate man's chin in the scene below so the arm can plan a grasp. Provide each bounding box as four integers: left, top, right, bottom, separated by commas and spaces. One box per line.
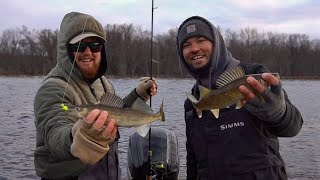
84, 74, 96, 79
192, 63, 206, 69
80, 69, 98, 79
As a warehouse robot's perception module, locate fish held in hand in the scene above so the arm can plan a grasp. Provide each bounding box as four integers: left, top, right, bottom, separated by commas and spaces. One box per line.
67, 92, 165, 136
186, 67, 280, 119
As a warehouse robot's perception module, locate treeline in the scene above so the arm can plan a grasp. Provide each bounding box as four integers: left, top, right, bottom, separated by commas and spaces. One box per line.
0, 25, 320, 78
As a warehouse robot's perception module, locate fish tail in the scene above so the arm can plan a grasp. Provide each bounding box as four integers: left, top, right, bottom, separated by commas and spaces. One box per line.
186, 93, 199, 104
186, 93, 203, 118
196, 108, 203, 118
159, 99, 165, 122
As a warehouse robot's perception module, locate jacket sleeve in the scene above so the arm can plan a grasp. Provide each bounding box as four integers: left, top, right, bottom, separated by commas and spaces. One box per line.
265, 91, 303, 137
244, 63, 303, 137
123, 89, 140, 108
34, 80, 78, 160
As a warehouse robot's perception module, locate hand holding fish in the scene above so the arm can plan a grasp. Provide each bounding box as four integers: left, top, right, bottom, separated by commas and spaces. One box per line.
84, 109, 118, 140
240, 73, 286, 122
70, 109, 118, 165
239, 73, 280, 104
136, 77, 158, 101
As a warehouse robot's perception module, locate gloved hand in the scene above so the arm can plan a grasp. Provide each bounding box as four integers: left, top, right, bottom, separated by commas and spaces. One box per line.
70, 110, 117, 165
135, 77, 158, 101
244, 82, 286, 123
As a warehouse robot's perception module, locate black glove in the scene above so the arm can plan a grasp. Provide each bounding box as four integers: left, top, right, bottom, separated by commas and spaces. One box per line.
244, 82, 286, 123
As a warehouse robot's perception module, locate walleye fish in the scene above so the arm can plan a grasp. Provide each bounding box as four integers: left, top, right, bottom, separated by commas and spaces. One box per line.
186, 66, 280, 119
67, 92, 165, 137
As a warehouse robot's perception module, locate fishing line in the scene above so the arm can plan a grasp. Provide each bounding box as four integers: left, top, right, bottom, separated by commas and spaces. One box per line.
60, 16, 89, 111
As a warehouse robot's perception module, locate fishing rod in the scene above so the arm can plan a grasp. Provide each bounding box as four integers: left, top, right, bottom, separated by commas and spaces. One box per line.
146, 0, 155, 179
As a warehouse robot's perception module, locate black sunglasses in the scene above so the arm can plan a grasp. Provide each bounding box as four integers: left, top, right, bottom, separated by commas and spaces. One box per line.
70, 42, 102, 53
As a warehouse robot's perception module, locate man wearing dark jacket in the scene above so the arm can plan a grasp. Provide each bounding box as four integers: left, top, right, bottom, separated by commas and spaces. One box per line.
176, 16, 303, 180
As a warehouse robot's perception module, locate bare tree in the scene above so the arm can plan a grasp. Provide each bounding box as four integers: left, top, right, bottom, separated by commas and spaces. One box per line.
0, 24, 320, 78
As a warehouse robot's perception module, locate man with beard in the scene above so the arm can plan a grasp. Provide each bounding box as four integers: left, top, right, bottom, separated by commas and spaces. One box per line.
176, 16, 303, 180
33, 12, 157, 180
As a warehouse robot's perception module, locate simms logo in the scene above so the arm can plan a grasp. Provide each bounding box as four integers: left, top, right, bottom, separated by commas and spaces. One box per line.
220, 122, 245, 130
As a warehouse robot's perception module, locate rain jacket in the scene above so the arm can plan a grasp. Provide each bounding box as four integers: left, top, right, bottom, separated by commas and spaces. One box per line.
33, 12, 138, 179
176, 16, 303, 180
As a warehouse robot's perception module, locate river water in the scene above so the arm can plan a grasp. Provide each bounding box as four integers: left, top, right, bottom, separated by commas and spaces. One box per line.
0, 77, 319, 180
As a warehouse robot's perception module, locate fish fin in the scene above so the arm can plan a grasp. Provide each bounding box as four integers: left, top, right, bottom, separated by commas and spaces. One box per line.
131, 98, 153, 113
210, 109, 220, 118
187, 95, 202, 118
186, 93, 199, 104
196, 109, 203, 118
235, 101, 243, 109
100, 92, 125, 107
198, 85, 212, 99
135, 124, 151, 137
158, 99, 165, 122
216, 66, 245, 88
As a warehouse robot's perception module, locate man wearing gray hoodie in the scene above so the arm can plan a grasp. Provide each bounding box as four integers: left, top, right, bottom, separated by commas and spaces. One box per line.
34, 12, 157, 179
176, 16, 303, 180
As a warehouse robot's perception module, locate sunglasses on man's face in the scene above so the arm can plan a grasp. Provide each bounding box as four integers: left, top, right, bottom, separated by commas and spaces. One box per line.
70, 42, 102, 53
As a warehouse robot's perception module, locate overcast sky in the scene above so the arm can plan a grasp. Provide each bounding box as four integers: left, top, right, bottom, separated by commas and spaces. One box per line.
1, 0, 320, 39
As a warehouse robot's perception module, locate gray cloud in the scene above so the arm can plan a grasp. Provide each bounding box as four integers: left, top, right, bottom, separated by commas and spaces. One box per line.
0, 0, 319, 39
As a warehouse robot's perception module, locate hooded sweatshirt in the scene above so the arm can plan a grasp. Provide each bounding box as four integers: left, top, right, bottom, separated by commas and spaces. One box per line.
34, 12, 126, 179
176, 16, 303, 180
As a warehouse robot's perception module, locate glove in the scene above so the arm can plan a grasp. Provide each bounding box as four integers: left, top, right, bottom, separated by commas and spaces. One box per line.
70, 118, 115, 165
135, 77, 157, 101
244, 82, 286, 123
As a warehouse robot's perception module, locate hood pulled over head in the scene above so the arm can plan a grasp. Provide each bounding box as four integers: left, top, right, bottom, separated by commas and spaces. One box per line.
55, 11, 108, 81
176, 16, 236, 88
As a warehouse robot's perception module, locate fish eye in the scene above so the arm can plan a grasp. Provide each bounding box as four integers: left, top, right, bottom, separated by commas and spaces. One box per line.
75, 107, 81, 111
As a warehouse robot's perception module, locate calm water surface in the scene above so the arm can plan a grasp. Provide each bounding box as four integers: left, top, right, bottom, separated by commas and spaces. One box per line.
0, 77, 319, 180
